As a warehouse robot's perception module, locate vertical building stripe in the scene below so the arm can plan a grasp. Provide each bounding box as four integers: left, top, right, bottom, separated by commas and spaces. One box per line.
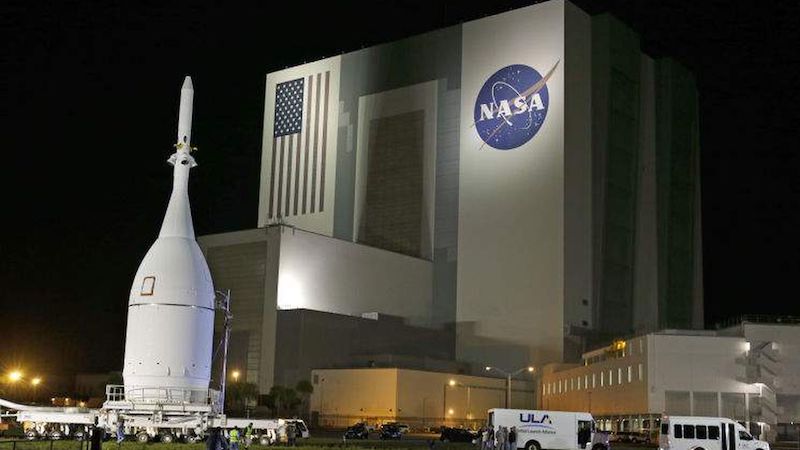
285, 135, 294, 217
267, 137, 277, 219
310, 72, 321, 213
293, 117, 302, 215
276, 137, 286, 218
319, 71, 330, 212
302, 75, 313, 214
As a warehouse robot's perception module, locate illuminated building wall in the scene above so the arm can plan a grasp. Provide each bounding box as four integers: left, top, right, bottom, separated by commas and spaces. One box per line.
202, 0, 704, 395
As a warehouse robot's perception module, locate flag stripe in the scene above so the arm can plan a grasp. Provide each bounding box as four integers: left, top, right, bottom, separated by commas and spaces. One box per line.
293, 114, 302, 215
302, 75, 313, 214
267, 137, 277, 219
310, 72, 321, 213
285, 134, 294, 217
276, 137, 286, 218
319, 70, 330, 212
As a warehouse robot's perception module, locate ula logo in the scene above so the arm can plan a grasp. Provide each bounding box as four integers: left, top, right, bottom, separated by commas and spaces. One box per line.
473, 62, 559, 150
519, 413, 554, 429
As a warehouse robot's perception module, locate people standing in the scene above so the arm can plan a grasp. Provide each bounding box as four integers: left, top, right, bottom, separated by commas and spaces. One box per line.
508, 427, 517, 450
286, 422, 296, 447
229, 427, 240, 450
244, 423, 253, 450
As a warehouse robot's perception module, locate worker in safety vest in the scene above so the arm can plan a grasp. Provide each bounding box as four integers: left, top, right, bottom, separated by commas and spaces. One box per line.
244, 423, 254, 449
229, 427, 240, 450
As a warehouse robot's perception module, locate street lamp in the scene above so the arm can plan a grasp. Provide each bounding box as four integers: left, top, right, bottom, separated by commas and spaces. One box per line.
485, 366, 535, 408
31, 377, 42, 386
7, 371, 23, 383
231, 370, 241, 383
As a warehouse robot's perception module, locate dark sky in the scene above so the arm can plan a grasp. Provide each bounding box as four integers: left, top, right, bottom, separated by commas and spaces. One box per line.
2, 1, 799, 381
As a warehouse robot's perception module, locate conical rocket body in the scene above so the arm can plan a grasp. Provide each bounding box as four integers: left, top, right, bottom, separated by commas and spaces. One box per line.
122, 77, 215, 400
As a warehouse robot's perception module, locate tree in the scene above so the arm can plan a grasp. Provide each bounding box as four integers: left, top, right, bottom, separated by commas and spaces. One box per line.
295, 380, 313, 418
226, 382, 259, 413
262, 385, 301, 417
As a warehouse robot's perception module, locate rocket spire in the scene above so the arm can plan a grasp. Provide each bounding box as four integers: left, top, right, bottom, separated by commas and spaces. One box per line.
159, 76, 198, 239
177, 76, 194, 147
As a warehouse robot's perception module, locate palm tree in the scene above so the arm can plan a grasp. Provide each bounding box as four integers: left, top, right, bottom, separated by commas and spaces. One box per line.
295, 380, 313, 419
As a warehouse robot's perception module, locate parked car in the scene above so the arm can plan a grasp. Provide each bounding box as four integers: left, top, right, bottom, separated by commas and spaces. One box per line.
384, 422, 410, 434
379, 424, 403, 440
440, 427, 477, 443
343, 423, 370, 440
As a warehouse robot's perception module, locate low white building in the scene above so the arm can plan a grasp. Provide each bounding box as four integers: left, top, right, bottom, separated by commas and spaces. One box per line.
541, 319, 800, 442
309, 367, 536, 429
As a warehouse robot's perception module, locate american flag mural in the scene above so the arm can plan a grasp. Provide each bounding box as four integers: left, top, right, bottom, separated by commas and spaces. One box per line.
267, 70, 331, 219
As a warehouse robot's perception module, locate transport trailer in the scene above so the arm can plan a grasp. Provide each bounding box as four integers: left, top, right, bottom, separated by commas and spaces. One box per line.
3, 391, 283, 444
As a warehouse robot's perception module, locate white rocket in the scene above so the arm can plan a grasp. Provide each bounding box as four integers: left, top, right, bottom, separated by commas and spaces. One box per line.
122, 77, 216, 401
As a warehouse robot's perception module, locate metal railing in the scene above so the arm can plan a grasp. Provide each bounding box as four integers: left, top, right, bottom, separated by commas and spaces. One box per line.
106, 385, 221, 410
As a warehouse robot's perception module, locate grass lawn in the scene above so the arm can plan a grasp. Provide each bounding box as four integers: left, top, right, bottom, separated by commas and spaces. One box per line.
0, 441, 475, 450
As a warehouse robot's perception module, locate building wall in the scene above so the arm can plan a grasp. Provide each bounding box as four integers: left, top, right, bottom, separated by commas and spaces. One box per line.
647, 333, 757, 417
542, 331, 779, 439
654, 59, 702, 330
200, 228, 277, 390
277, 227, 433, 326
456, 0, 566, 370
563, 0, 595, 359
274, 309, 455, 389
200, 226, 436, 393
541, 338, 648, 416
592, 14, 642, 338
310, 368, 535, 428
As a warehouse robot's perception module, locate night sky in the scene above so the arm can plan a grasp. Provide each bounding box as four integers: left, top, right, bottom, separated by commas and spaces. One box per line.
2, 1, 799, 384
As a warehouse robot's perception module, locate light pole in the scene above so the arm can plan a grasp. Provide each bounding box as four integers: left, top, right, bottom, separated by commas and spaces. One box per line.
485, 366, 535, 408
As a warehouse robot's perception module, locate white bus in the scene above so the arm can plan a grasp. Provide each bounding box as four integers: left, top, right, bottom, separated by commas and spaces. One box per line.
659, 416, 770, 450
488, 409, 610, 450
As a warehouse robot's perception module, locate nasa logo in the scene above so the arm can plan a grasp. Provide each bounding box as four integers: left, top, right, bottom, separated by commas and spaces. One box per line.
473, 63, 558, 150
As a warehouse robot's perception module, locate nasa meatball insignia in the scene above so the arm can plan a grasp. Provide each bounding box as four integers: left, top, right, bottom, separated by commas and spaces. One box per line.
473, 61, 559, 150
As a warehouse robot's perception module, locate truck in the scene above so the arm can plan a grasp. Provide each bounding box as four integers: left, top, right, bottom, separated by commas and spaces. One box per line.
487, 408, 610, 450
659, 415, 769, 450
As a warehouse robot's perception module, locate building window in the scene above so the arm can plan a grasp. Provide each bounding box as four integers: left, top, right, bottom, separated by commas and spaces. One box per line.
558, 380, 562, 393
627, 366, 632, 383
577, 377, 581, 390
592, 373, 596, 388
585, 374, 589, 389
618, 368, 622, 384
600, 371, 604, 387
639, 339, 644, 354
571, 378, 575, 390
638, 363, 643, 381
609, 370, 613, 386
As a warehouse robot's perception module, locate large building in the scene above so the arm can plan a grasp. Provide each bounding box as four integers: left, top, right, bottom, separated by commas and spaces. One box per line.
200, 0, 703, 396
540, 318, 800, 442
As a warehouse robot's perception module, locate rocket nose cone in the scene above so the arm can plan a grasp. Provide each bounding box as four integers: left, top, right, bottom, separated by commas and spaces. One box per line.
182, 76, 194, 91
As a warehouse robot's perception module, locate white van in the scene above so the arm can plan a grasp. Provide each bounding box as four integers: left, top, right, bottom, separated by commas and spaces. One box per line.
488, 409, 610, 450
659, 416, 769, 450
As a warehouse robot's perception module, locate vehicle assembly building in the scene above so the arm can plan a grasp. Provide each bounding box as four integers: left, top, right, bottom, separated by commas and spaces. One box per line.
199, 0, 703, 411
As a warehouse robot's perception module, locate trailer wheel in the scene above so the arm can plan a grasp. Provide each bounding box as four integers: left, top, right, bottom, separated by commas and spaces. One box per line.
160, 433, 175, 443
259, 435, 271, 446
25, 430, 38, 440
49, 431, 63, 440
136, 432, 150, 443
74, 431, 86, 441
185, 434, 200, 444
525, 440, 541, 450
